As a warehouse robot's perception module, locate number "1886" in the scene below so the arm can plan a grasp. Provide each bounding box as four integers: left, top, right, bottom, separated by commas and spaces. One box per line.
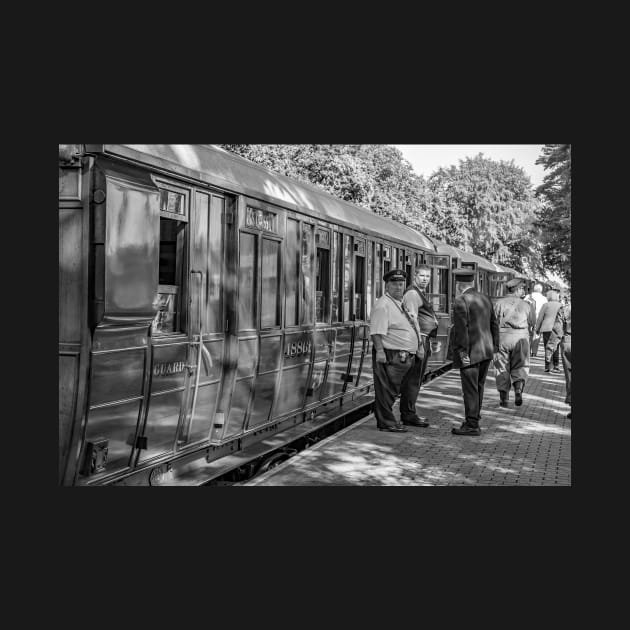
284, 340, 312, 358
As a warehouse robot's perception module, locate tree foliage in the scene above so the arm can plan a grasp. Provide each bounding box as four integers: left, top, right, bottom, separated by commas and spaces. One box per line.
534, 144, 571, 283
424, 154, 545, 275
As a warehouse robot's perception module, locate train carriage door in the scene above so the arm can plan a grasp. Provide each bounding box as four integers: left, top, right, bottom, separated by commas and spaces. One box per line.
176, 189, 232, 447
425, 253, 451, 368
138, 185, 233, 466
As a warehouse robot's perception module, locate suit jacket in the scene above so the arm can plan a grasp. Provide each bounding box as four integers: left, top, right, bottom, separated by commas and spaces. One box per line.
451, 288, 499, 368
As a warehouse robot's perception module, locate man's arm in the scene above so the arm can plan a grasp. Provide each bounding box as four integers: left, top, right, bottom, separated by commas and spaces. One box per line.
371, 334, 387, 363
452, 296, 470, 363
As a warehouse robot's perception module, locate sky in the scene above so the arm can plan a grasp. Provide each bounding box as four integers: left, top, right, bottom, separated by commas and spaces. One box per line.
392, 144, 546, 188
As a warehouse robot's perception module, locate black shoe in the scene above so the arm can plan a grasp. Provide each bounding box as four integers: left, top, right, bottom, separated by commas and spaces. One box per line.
402, 417, 430, 427
452, 424, 481, 436
552, 366, 561, 373
378, 425, 408, 433
515, 391, 523, 406
499, 391, 509, 408
567, 412, 572, 419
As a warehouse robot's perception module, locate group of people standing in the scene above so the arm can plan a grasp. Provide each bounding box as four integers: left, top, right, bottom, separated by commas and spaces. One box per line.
369, 269, 572, 436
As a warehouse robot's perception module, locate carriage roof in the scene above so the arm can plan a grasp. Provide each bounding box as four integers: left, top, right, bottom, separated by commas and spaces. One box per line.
89, 144, 436, 252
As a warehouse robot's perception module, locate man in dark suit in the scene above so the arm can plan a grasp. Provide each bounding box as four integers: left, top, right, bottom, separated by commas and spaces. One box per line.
450, 272, 500, 436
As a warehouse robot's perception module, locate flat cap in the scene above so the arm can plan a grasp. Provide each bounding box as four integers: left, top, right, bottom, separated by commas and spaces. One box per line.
506, 278, 524, 289
383, 268, 406, 282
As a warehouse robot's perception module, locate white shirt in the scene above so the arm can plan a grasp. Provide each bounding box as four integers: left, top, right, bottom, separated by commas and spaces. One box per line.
527, 291, 548, 318
370, 293, 419, 352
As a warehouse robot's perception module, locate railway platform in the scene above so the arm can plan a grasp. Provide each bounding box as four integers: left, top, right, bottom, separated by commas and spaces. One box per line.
243, 355, 571, 486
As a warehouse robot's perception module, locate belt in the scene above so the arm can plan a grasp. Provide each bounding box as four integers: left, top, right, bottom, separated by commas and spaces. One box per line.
383, 348, 416, 353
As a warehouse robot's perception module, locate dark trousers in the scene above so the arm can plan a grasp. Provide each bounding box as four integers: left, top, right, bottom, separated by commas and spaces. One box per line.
459, 359, 491, 427
372, 347, 415, 429
543, 331, 560, 367
400, 336, 431, 421
561, 338, 571, 405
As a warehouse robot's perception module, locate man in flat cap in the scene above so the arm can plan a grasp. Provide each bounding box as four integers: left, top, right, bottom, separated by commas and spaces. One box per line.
370, 268, 424, 432
400, 264, 439, 427
450, 271, 500, 436
492, 278, 536, 407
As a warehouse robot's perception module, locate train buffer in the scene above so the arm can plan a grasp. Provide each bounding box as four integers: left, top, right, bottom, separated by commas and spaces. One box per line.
242, 355, 571, 486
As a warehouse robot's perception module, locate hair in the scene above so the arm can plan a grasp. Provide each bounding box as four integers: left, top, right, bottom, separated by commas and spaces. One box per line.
533, 283, 543, 292
547, 289, 559, 301
507, 283, 522, 293
415, 264, 431, 273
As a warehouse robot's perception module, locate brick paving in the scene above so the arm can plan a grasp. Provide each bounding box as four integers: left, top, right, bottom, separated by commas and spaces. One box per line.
245, 355, 571, 486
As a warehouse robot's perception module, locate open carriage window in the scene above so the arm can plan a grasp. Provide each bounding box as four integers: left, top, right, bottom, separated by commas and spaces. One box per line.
425, 254, 450, 314
153, 186, 188, 336
332, 231, 342, 323
315, 228, 331, 323
301, 223, 315, 326
354, 238, 366, 320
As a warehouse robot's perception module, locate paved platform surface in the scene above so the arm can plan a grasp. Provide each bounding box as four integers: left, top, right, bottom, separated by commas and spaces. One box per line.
244, 355, 571, 486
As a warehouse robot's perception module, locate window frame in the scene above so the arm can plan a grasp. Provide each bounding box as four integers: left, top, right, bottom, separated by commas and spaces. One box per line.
260, 234, 283, 331
152, 179, 191, 339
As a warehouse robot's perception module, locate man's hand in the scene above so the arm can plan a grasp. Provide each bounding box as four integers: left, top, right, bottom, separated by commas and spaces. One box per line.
493, 351, 501, 362
375, 349, 387, 364
416, 346, 425, 360
460, 352, 471, 367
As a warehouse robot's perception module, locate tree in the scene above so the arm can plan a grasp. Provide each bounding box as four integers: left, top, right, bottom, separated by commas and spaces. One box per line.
535, 144, 571, 284
424, 154, 545, 274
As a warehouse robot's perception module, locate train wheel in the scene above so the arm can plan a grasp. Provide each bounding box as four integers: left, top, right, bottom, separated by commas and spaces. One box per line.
255, 449, 296, 476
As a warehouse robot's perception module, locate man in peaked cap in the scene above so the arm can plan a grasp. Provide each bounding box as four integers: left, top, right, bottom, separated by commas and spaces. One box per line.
450, 271, 500, 436
370, 268, 424, 432
492, 277, 536, 408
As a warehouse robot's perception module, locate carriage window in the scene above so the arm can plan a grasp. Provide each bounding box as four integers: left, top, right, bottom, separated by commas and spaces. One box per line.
285, 218, 299, 326
316, 233, 330, 323
343, 235, 352, 321
153, 217, 186, 335
382, 244, 391, 277
374, 243, 382, 299
238, 232, 257, 330
332, 232, 342, 323
261, 238, 281, 328
428, 267, 449, 313
354, 253, 365, 320
301, 223, 314, 326
366, 241, 373, 320
208, 195, 224, 332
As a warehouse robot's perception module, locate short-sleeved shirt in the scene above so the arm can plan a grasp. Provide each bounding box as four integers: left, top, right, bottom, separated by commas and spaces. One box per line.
402, 286, 439, 336
370, 293, 419, 352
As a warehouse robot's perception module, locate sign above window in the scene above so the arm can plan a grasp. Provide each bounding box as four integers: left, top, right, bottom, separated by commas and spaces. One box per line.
160, 189, 185, 215
427, 255, 450, 268
246, 206, 276, 232
316, 228, 330, 248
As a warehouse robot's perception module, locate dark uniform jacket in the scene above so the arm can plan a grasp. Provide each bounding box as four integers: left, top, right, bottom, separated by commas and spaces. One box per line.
451, 288, 500, 368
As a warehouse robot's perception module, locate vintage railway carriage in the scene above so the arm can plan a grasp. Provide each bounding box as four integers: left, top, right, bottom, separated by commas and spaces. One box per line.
59, 144, 448, 486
